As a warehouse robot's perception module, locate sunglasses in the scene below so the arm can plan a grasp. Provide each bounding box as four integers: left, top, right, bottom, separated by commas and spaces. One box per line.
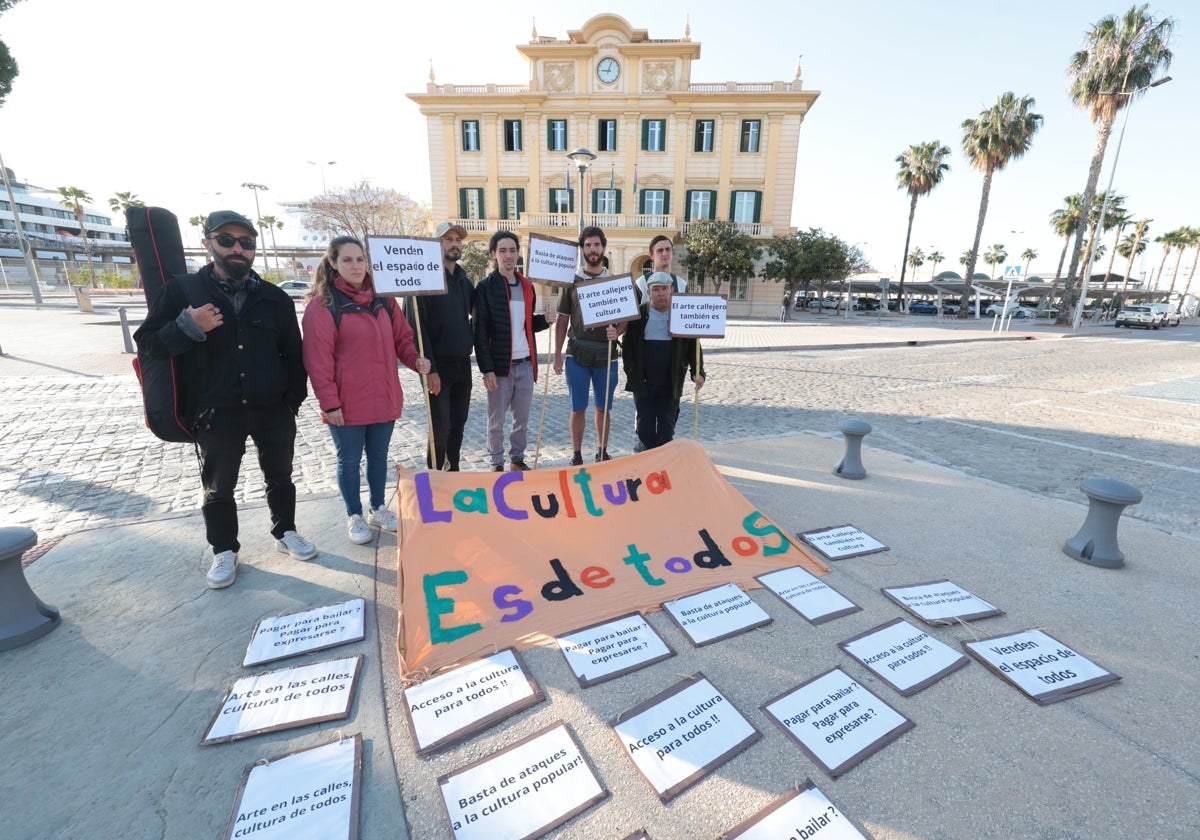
210, 233, 257, 249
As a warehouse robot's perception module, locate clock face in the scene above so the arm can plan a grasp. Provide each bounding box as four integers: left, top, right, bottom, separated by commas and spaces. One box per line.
597, 57, 620, 84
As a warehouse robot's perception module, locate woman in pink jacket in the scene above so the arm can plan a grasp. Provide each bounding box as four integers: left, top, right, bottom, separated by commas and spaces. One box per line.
302, 236, 430, 545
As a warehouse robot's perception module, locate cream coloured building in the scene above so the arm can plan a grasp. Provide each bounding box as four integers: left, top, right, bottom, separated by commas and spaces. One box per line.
407, 14, 819, 313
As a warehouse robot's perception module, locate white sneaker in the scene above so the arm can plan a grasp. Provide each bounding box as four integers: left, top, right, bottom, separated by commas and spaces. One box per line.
275, 530, 317, 561
366, 505, 398, 532
347, 514, 371, 545
207, 550, 237, 589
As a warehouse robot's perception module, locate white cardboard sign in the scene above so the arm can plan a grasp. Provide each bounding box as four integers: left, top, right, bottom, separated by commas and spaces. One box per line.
576, 273, 641, 327
243, 599, 366, 667
756, 565, 861, 625
963, 629, 1120, 705
670, 294, 727, 338
202, 656, 363, 745
438, 721, 607, 840
839, 618, 969, 696
762, 667, 914, 778
224, 735, 361, 840
661, 582, 772, 646
725, 779, 867, 840
882, 579, 1003, 625
403, 648, 543, 756
612, 673, 761, 802
800, 524, 888, 560
365, 235, 445, 296
556, 613, 675, 687
525, 233, 579, 286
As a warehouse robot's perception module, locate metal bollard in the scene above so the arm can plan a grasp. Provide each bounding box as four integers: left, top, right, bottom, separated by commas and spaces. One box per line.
0, 526, 61, 651
119, 306, 135, 354
834, 418, 872, 480
1063, 477, 1143, 569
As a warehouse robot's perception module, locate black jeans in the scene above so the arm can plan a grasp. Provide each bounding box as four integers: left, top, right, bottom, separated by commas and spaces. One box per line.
634, 342, 679, 450
428, 355, 473, 470
196, 404, 298, 553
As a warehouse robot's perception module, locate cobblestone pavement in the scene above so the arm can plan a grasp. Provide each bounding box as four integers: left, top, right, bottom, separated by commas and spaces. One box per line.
3, 299, 1197, 542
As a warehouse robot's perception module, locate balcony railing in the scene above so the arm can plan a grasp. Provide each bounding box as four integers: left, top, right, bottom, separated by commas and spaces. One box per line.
680, 221, 774, 238
451, 217, 775, 239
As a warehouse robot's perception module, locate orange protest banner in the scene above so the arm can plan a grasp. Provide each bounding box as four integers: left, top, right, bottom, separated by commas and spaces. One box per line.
396, 439, 829, 676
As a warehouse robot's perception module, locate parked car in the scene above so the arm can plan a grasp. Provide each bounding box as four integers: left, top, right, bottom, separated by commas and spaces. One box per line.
857, 298, 881, 311
278, 280, 312, 300
1114, 304, 1163, 329
940, 302, 960, 315
908, 301, 938, 314
1149, 303, 1180, 327
985, 302, 1035, 319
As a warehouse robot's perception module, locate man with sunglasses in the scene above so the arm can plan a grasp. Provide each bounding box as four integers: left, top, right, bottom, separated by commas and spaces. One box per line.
135, 210, 314, 590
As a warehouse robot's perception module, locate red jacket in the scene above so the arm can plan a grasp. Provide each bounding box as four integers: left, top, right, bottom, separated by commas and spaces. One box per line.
302, 279, 423, 426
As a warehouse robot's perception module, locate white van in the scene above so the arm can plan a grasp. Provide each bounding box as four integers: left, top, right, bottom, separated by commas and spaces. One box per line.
1148, 302, 1180, 327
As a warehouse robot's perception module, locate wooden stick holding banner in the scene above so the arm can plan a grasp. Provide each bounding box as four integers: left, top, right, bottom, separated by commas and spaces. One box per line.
525, 234, 580, 468
365, 234, 445, 468
669, 294, 726, 440
577, 272, 642, 452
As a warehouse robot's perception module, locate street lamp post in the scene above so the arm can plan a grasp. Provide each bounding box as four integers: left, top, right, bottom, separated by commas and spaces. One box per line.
565, 148, 596, 270
240, 182, 269, 272
0, 148, 42, 306
1073, 76, 1171, 330
306, 160, 336, 195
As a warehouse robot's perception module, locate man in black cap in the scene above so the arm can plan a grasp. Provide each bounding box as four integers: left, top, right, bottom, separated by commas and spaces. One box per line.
404, 221, 475, 471
135, 210, 314, 590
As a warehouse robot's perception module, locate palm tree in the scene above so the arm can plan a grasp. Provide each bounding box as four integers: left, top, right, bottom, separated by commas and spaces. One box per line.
1182, 226, 1200, 296
1047, 194, 1084, 306
959, 249, 974, 270
1163, 227, 1191, 295
906, 246, 926, 282
1117, 219, 1150, 295
983, 244, 1008, 279
1100, 206, 1132, 292
258, 215, 284, 273
1077, 190, 1125, 289
957, 92, 1043, 316
56, 186, 98, 288
1152, 229, 1183, 292
108, 191, 143, 215
1060, 4, 1176, 323
928, 249, 944, 280
895, 141, 951, 311
1021, 248, 1038, 283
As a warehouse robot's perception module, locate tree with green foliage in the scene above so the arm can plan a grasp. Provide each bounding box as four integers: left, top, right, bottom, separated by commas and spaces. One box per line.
927, 249, 944, 280
761, 233, 805, 297
108, 192, 143, 215
258, 214, 284, 271
1180, 226, 1200, 297
894, 140, 950, 310
1116, 219, 1150, 294
906, 246, 926, 280
957, 91, 1043, 315
1060, 4, 1175, 323
458, 240, 490, 283
761, 228, 861, 306
982, 244, 1008, 280
0, 0, 22, 107
1158, 227, 1192, 295
1099, 206, 1132, 292
679, 220, 760, 296
56, 186, 98, 287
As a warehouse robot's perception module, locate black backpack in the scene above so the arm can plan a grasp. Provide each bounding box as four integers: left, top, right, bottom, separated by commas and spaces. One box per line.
128, 206, 205, 442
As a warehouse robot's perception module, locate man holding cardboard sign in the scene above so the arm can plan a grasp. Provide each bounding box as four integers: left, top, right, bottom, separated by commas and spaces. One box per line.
473, 231, 557, 471
554, 226, 623, 465
622, 272, 705, 450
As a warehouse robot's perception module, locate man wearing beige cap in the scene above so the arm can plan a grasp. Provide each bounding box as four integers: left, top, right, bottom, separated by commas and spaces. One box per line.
404, 221, 475, 470
622, 271, 705, 450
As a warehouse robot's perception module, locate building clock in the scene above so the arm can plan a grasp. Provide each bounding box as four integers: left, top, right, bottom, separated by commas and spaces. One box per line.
597, 57, 620, 84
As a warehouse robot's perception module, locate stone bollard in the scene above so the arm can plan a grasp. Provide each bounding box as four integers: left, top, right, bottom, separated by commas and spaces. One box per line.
0, 527, 61, 651
1063, 477, 1143, 569
834, 418, 872, 480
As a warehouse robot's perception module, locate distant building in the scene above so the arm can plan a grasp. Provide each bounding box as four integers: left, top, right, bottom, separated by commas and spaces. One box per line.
0, 167, 131, 264
407, 14, 819, 312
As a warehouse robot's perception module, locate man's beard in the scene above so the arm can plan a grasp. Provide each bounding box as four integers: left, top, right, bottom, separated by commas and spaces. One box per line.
443, 246, 462, 262
214, 251, 252, 281
584, 253, 603, 269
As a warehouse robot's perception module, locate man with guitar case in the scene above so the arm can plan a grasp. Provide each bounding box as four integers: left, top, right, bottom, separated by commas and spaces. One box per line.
132, 209, 316, 590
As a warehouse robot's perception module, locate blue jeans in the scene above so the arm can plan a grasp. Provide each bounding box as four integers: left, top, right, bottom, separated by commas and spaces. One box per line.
328, 421, 395, 516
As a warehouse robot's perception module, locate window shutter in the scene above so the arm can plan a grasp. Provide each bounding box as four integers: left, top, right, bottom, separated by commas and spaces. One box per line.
459, 188, 468, 218
499, 189, 509, 220
684, 190, 693, 222
515, 189, 525, 215
641, 119, 649, 151
591, 188, 598, 214
728, 192, 737, 221
662, 189, 671, 215
614, 189, 622, 213
694, 124, 702, 153
753, 191, 762, 223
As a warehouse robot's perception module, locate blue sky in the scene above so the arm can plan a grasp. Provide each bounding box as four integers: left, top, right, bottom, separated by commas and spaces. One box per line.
2, 0, 1195, 285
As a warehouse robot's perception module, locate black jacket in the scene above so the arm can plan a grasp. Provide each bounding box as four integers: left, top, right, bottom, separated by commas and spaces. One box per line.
472, 269, 551, 379
622, 304, 705, 401
134, 265, 307, 419
403, 263, 474, 373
